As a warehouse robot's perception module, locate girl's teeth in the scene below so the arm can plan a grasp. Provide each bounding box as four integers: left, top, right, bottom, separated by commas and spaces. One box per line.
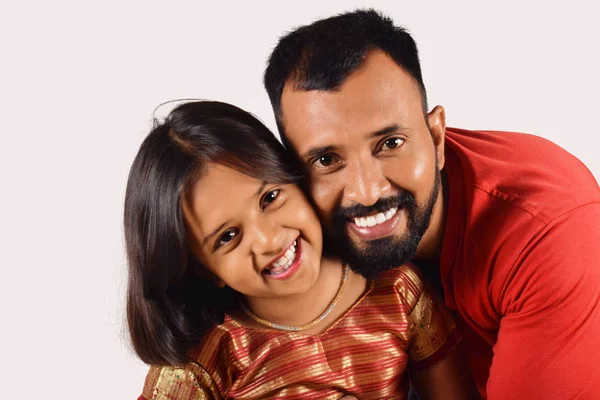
268, 239, 298, 273
269, 257, 293, 275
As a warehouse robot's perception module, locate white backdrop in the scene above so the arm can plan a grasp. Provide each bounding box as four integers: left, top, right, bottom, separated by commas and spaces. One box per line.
1, 1, 598, 398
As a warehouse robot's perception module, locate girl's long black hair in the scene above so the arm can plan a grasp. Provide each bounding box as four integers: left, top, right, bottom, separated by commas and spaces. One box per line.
125, 101, 301, 365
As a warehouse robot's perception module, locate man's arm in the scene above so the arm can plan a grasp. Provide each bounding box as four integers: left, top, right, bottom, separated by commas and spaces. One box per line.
402, 264, 479, 399
410, 340, 480, 400
487, 203, 600, 399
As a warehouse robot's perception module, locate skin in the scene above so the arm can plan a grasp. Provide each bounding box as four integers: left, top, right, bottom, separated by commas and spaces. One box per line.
280, 50, 479, 398
181, 163, 360, 327
181, 164, 476, 398
280, 50, 447, 259
410, 341, 480, 400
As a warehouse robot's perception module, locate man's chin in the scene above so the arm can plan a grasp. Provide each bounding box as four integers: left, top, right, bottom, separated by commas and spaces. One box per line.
339, 234, 419, 279
347, 232, 402, 254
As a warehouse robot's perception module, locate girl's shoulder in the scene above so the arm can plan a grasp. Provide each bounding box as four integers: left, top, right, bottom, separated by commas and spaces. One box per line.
140, 360, 220, 400
374, 263, 424, 288
188, 317, 241, 365
372, 263, 426, 309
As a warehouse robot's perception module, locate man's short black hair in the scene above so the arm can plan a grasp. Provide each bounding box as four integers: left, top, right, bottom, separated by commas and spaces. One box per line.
264, 9, 428, 143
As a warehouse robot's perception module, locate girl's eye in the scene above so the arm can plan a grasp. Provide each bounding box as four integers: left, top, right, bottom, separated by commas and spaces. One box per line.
217, 228, 239, 247
261, 189, 280, 209
381, 137, 404, 151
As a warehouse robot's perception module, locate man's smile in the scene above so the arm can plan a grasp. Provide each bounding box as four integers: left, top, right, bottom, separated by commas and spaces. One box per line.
347, 207, 404, 241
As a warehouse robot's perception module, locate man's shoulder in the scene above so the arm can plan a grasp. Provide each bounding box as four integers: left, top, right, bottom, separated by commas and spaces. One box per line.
445, 127, 600, 223
443, 127, 600, 315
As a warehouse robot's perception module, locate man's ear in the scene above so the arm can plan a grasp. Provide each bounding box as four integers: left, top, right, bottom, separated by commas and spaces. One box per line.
427, 105, 446, 170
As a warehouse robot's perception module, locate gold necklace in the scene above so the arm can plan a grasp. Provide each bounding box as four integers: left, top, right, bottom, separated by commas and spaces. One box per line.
239, 264, 350, 332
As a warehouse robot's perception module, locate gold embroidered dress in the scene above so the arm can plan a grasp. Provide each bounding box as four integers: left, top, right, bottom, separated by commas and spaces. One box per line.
139, 264, 459, 400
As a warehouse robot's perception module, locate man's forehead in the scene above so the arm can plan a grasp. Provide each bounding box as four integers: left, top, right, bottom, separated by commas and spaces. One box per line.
279, 52, 423, 154
281, 80, 394, 127
280, 92, 415, 158
280, 88, 341, 127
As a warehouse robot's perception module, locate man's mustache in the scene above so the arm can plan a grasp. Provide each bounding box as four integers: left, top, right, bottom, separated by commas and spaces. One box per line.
332, 192, 418, 221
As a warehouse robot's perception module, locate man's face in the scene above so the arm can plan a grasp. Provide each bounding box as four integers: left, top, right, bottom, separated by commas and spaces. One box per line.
280, 50, 446, 277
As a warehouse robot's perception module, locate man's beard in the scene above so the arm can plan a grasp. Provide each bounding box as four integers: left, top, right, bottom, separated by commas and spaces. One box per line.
325, 166, 441, 279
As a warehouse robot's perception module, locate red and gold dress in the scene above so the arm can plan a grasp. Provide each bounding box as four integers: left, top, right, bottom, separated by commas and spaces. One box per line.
139, 264, 459, 400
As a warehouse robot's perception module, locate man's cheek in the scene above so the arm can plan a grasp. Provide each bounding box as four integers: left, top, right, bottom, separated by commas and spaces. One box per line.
311, 183, 335, 215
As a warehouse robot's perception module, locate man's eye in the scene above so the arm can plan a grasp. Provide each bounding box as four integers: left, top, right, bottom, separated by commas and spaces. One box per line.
261, 189, 280, 209
381, 137, 404, 151
313, 154, 339, 168
217, 228, 239, 247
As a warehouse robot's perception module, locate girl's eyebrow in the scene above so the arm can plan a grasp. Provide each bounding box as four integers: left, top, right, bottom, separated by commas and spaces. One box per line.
202, 181, 268, 247
255, 181, 268, 197
203, 222, 227, 246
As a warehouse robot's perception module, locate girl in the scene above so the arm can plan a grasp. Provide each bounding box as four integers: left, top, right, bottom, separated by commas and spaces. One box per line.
126, 101, 477, 399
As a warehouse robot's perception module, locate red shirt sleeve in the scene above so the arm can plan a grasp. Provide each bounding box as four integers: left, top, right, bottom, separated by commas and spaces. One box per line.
486, 203, 600, 399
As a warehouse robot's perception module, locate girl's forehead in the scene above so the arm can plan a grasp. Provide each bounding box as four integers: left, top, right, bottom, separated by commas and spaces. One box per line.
191, 164, 264, 206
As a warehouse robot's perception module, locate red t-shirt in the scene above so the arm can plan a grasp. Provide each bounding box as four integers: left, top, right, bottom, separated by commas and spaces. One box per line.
442, 128, 600, 399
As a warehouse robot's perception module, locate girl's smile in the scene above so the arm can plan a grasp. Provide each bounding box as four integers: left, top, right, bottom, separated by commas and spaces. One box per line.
261, 237, 303, 280
182, 163, 324, 306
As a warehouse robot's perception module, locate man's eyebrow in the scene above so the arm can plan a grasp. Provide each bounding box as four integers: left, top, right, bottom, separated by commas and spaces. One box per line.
302, 145, 337, 162
301, 125, 409, 161
369, 124, 408, 138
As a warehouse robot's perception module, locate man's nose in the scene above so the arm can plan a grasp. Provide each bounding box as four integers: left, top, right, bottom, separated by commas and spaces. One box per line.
343, 158, 391, 207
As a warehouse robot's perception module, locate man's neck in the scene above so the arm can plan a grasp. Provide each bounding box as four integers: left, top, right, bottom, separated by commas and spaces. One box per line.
416, 171, 449, 260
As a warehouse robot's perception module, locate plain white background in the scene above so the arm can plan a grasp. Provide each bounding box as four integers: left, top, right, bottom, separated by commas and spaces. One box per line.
1, 0, 598, 398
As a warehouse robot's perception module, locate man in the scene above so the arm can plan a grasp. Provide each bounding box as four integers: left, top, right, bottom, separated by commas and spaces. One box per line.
264, 9, 600, 399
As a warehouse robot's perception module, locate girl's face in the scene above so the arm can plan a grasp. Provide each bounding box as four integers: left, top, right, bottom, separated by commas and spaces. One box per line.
182, 163, 323, 300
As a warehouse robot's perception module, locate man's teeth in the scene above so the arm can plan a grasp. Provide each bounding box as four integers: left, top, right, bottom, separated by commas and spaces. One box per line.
353, 208, 398, 228
269, 240, 297, 272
